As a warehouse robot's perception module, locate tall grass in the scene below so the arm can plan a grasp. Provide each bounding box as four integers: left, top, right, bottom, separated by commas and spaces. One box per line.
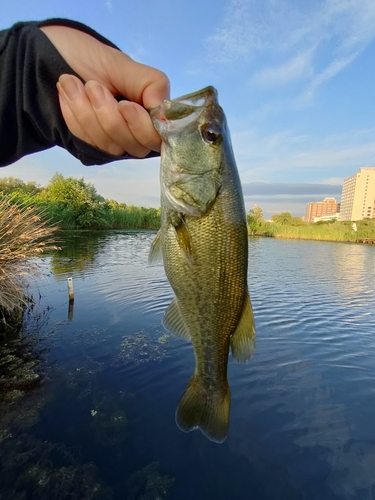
0, 197, 59, 318
109, 206, 160, 230
258, 219, 375, 242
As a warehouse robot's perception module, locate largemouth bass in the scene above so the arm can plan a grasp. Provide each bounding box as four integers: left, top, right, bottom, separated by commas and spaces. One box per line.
149, 86, 256, 443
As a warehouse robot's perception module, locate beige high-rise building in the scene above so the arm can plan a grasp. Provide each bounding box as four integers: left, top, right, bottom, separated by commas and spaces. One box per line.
340, 167, 375, 221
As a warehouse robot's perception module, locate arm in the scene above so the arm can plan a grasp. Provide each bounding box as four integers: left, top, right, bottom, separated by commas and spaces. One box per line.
0, 19, 169, 167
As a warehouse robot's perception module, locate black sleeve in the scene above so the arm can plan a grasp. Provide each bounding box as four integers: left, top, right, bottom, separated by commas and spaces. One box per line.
0, 19, 159, 168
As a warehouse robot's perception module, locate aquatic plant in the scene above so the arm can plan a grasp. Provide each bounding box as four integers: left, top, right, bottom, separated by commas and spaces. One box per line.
0, 435, 113, 500
117, 330, 172, 366
0, 196, 58, 325
126, 461, 175, 500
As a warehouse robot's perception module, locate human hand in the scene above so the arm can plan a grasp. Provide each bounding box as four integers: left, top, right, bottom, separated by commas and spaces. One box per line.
40, 25, 170, 157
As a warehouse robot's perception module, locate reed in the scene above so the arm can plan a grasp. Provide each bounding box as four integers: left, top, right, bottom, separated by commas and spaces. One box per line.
109, 206, 160, 230
0, 197, 59, 318
258, 220, 375, 242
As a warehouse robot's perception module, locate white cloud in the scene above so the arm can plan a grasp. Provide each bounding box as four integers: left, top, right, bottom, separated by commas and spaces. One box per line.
251, 48, 315, 87
231, 127, 375, 181
321, 177, 346, 185
205, 0, 375, 95
105, 0, 113, 14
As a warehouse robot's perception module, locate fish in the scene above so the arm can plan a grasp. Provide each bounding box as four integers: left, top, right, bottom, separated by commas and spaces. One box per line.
149, 86, 256, 443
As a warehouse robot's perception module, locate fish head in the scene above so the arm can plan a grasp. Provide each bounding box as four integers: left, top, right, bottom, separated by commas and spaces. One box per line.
150, 86, 227, 216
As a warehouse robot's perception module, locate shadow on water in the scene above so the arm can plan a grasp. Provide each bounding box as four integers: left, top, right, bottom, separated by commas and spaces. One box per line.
49, 231, 110, 279
1, 232, 375, 499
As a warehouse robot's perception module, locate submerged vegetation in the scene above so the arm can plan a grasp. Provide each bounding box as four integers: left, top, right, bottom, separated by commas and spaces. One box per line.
247, 206, 375, 243
0, 310, 176, 499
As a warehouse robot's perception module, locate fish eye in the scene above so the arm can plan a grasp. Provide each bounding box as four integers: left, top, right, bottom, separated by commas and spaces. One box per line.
202, 124, 222, 144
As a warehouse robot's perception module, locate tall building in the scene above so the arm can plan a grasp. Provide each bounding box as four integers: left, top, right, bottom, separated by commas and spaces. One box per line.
340, 167, 375, 221
305, 198, 339, 223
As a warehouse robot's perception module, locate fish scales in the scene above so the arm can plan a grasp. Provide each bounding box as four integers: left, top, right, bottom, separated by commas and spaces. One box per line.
149, 86, 256, 443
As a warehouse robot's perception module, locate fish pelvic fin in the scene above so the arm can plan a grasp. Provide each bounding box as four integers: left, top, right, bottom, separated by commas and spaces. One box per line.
230, 292, 256, 363
148, 230, 163, 265
174, 218, 194, 266
162, 298, 190, 339
175, 375, 230, 444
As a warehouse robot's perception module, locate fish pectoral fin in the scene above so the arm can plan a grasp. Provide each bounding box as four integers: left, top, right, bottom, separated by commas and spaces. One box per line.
148, 230, 163, 265
162, 298, 190, 339
174, 220, 194, 266
230, 292, 256, 363
176, 375, 230, 444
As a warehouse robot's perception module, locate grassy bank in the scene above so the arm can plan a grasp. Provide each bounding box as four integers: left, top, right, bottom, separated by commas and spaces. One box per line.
253, 219, 375, 242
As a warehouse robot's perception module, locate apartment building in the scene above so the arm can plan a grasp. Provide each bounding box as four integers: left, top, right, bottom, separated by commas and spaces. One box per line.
340, 167, 375, 221
305, 198, 339, 223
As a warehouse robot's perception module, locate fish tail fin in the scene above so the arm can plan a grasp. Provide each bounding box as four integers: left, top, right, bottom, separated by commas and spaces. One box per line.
175, 375, 230, 444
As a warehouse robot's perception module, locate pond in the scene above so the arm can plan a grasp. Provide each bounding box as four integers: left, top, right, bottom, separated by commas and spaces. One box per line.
1, 232, 375, 500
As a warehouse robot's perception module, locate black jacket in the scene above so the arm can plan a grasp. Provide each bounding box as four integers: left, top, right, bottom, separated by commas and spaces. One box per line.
0, 19, 159, 167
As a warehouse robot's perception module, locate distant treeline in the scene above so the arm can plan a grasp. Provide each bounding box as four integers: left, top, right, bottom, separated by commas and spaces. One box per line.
0, 174, 160, 230
247, 205, 375, 242
1, 175, 374, 240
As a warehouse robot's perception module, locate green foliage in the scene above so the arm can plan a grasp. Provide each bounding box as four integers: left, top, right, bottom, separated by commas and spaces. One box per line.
247, 205, 264, 234
271, 211, 293, 224
0, 177, 42, 196
0, 173, 160, 231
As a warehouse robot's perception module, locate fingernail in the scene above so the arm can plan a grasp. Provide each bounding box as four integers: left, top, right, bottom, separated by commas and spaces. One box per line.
86, 81, 105, 109
56, 82, 67, 104
59, 75, 79, 100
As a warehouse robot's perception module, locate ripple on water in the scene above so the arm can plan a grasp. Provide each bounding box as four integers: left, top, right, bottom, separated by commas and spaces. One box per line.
11, 232, 375, 500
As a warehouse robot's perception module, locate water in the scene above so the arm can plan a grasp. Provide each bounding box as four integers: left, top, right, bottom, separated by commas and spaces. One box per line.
1, 232, 375, 499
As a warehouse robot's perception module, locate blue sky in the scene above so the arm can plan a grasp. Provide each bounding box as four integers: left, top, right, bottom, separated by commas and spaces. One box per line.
1, 0, 375, 217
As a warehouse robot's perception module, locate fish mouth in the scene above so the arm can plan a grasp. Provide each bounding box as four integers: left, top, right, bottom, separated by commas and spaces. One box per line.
150, 86, 219, 134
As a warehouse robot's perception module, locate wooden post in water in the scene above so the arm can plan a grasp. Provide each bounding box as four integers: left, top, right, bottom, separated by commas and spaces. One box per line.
68, 300, 74, 321
67, 277, 74, 302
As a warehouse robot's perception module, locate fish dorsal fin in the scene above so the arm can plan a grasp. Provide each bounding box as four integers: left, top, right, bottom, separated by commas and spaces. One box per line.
175, 220, 194, 266
148, 230, 163, 265
230, 292, 256, 362
163, 298, 190, 339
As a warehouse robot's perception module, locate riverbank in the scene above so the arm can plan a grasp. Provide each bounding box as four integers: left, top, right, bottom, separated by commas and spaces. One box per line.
250, 219, 375, 243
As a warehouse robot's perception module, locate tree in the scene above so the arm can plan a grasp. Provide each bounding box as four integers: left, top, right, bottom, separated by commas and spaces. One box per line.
39, 173, 109, 228
271, 212, 293, 224
0, 177, 42, 196
41, 173, 104, 205
247, 205, 264, 234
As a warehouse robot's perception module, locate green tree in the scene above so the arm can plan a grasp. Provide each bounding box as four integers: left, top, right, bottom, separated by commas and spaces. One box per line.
0, 177, 42, 196
271, 212, 293, 224
39, 173, 109, 228
247, 205, 264, 234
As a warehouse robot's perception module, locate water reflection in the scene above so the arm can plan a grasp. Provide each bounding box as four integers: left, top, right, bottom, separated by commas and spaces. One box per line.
50, 231, 109, 279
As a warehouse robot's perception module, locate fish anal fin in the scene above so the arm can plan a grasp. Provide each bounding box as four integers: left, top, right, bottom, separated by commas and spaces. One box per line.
148, 230, 163, 265
162, 298, 190, 339
176, 375, 230, 444
230, 292, 256, 363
